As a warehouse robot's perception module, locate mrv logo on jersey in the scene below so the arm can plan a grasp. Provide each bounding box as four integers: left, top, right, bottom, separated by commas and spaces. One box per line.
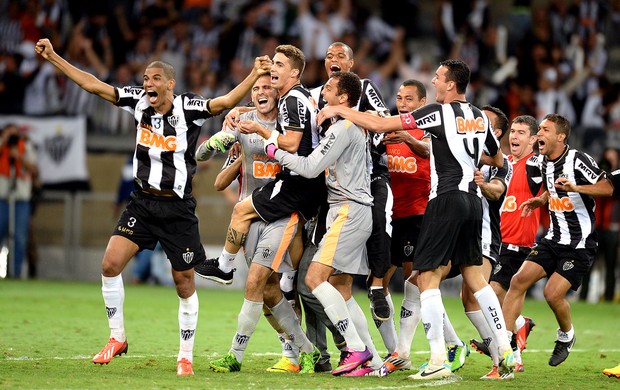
416, 112, 440, 128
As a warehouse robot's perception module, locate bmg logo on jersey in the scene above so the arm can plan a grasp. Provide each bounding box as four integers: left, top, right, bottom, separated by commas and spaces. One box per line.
388, 155, 418, 173
253, 161, 281, 178
456, 117, 485, 133
138, 128, 177, 151
548, 196, 575, 212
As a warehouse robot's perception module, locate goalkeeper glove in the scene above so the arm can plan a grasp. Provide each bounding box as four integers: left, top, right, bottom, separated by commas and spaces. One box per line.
263, 131, 279, 159
204, 132, 236, 152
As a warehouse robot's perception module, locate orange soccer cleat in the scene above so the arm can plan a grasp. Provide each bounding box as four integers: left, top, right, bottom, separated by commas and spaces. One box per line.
92, 338, 128, 365
177, 358, 194, 376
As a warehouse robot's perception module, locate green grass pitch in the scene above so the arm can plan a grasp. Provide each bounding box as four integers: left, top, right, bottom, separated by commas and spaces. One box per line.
1, 279, 619, 389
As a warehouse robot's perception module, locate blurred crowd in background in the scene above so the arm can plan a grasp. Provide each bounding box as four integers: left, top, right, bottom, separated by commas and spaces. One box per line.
1, 0, 620, 158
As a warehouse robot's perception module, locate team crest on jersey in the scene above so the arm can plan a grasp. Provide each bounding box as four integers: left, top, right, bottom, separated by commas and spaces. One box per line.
562, 260, 575, 271
404, 244, 414, 257
182, 251, 194, 264
167, 115, 179, 127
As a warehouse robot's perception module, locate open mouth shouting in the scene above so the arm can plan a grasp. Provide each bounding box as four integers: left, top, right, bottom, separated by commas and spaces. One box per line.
329, 64, 341, 73
147, 90, 158, 104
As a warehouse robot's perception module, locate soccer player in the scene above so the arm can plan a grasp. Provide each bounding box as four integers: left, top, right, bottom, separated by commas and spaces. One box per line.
34, 39, 271, 375
267, 71, 386, 377
194, 45, 325, 288
197, 74, 318, 374
470, 115, 542, 374
318, 59, 515, 380
505, 114, 604, 367
461, 106, 512, 379
301, 42, 394, 368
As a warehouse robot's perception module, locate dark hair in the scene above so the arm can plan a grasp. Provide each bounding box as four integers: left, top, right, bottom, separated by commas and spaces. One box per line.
543, 113, 571, 142
512, 115, 538, 136
275, 44, 306, 77
331, 71, 361, 108
481, 105, 509, 140
146, 61, 176, 80
439, 59, 470, 94
327, 42, 354, 59
401, 79, 427, 99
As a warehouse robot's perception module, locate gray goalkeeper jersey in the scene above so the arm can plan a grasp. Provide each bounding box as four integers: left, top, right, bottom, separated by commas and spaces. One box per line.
274, 118, 372, 206
222, 109, 278, 200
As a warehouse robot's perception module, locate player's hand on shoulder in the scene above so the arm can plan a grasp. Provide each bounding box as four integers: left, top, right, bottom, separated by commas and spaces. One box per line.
317, 106, 340, 124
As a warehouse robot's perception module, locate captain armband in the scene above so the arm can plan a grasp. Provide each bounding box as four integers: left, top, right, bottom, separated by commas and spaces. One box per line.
400, 113, 416, 130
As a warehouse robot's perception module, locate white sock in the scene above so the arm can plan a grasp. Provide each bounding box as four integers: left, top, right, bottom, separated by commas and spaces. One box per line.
466, 310, 499, 366
558, 326, 574, 342
420, 289, 447, 365
376, 293, 397, 354
280, 271, 296, 293
515, 315, 525, 332
396, 280, 421, 358
218, 249, 237, 273
269, 297, 314, 353
178, 291, 198, 362
101, 275, 125, 342
312, 281, 365, 351
230, 299, 263, 362
474, 285, 511, 353
442, 311, 462, 346
278, 333, 299, 364
346, 297, 382, 369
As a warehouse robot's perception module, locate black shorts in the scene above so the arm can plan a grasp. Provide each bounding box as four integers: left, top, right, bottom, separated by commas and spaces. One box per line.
525, 238, 596, 291
366, 176, 392, 278
490, 243, 530, 290
113, 191, 206, 271
390, 214, 423, 267
252, 173, 326, 223
414, 192, 482, 271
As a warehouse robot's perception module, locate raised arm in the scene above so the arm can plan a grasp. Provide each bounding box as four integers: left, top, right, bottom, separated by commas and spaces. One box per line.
35, 38, 117, 103
208, 56, 272, 115
554, 176, 614, 197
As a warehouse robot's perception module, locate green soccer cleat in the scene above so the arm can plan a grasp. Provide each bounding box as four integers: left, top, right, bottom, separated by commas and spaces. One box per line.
209, 352, 241, 373
299, 346, 321, 374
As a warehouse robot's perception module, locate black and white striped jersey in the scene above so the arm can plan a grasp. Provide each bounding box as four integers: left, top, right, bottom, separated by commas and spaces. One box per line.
541, 146, 604, 249
277, 84, 319, 172
409, 101, 500, 200
481, 156, 513, 262
115, 86, 214, 198
312, 78, 390, 178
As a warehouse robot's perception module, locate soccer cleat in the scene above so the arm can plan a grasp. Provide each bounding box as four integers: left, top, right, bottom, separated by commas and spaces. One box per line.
447, 342, 469, 372
470, 338, 491, 358
517, 317, 536, 351
408, 362, 452, 380
480, 365, 500, 380
194, 258, 234, 285
266, 356, 300, 373
603, 364, 620, 378
549, 336, 575, 366
331, 347, 372, 376
314, 360, 332, 372
500, 348, 516, 370
343, 362, 389, 377
176, 358, 194, 376
299, 346, 321, 374
383, 352, 412, 373
92, 338, 128, 364
209, 352, 241, 373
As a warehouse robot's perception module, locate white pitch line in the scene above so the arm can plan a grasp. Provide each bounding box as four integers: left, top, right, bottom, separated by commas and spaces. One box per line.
5, 349, 620, 362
